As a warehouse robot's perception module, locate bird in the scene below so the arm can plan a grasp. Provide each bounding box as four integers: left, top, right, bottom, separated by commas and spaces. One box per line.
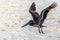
22, 2, 57, 33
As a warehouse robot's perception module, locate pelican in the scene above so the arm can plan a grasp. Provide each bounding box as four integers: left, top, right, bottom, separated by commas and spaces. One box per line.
22, 2, 57, 33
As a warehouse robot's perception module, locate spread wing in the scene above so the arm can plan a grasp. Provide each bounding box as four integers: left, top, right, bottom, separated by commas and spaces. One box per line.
40, 2, 57, 15
29, 2, 39, 22
39, 2, 57, 23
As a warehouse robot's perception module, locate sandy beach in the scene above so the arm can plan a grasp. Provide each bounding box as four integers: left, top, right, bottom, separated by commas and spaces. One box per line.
0, 0, 60, 40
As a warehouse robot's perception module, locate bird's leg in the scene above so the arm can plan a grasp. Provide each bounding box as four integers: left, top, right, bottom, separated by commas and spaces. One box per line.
38, 26, 40, 33
40, 27, 44, 34
38, 22, 41, 33
38, 22, 44, 34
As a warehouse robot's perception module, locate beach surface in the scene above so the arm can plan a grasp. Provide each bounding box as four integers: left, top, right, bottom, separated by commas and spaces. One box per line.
0, 0, 60, 40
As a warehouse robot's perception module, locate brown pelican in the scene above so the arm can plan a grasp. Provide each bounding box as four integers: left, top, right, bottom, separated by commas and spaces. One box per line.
22, 2, 57, 33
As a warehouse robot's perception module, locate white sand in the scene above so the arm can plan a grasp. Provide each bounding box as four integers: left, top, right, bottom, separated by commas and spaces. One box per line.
0, 0, 60, 40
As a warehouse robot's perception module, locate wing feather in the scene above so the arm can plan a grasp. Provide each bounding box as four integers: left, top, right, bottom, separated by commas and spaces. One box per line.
29, 2, 39, 22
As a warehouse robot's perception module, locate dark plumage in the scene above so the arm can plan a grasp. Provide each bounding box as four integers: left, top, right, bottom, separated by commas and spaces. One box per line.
22, 2, 57, 33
